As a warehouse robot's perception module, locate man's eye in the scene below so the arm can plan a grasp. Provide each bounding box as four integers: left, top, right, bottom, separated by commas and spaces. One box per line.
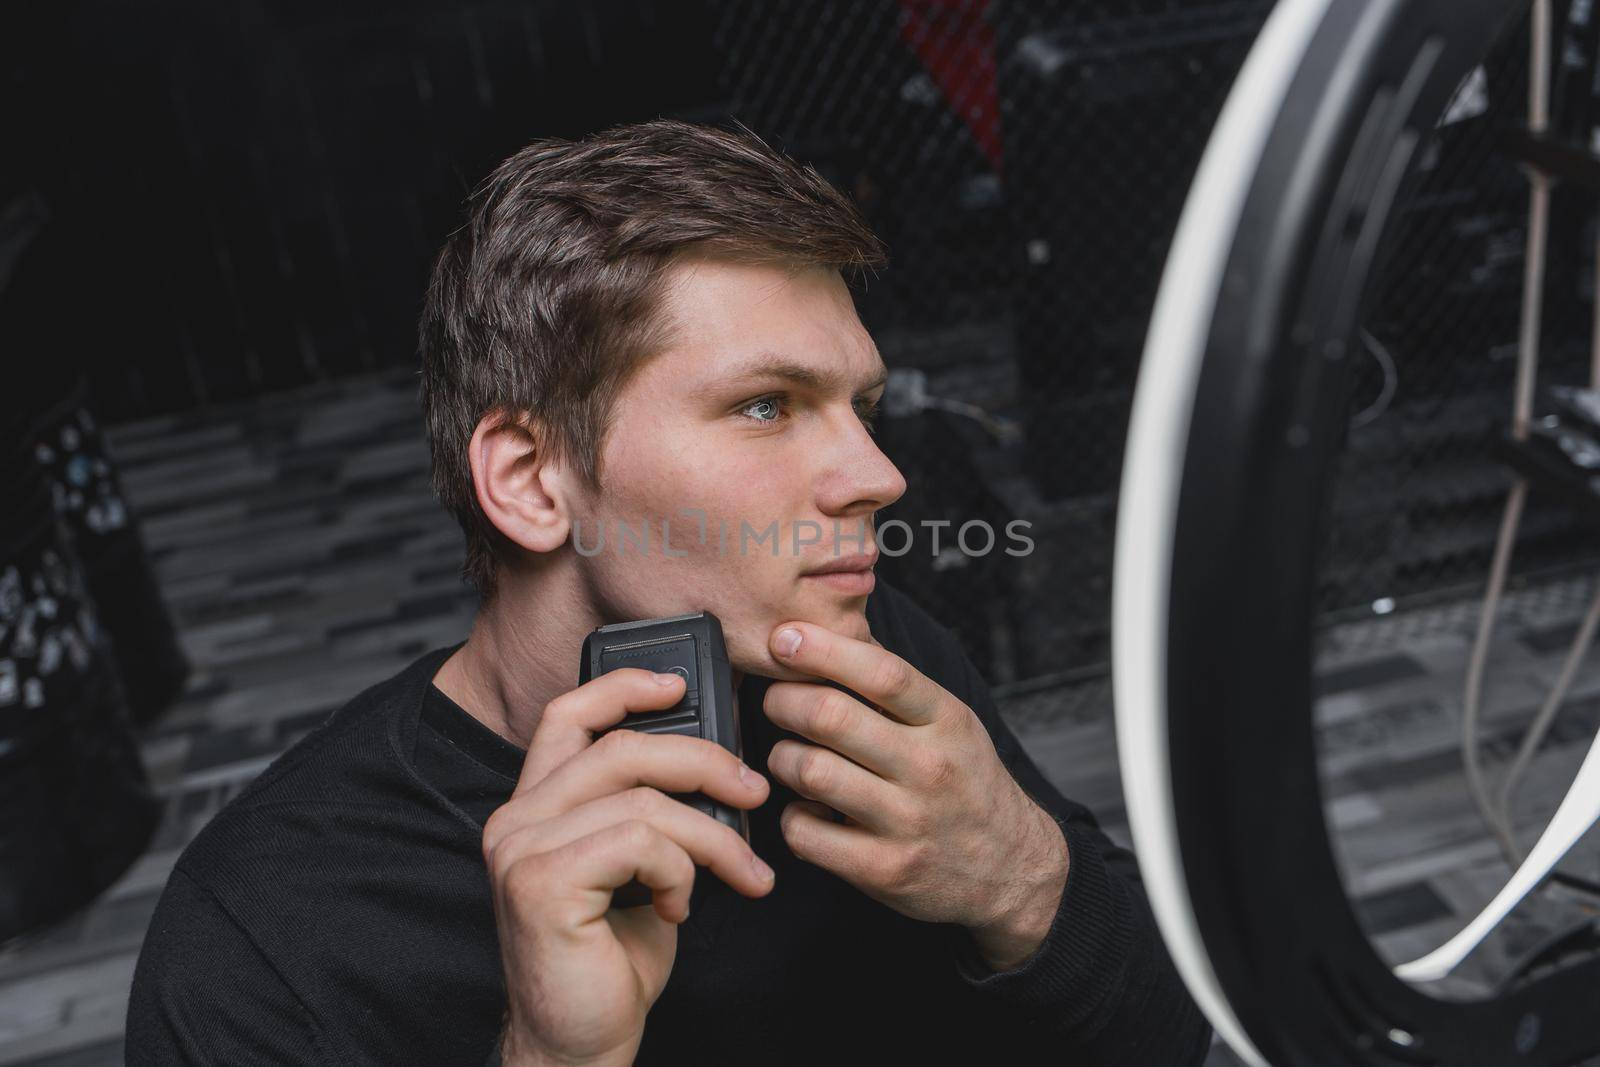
740, 396, 786, 423
855, 399, 881, 433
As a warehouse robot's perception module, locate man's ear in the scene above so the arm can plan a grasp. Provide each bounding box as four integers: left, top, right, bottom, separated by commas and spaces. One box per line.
468, 411, 572, 555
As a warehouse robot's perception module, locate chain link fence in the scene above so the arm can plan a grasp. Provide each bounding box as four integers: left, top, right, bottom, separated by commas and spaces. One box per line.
1319, 5, 1596, 640
715, 0, 1600, 684
30, 1, 1600, 687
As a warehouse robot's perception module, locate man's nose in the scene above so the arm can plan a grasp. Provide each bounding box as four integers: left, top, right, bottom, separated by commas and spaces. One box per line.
815, 418, 908, 518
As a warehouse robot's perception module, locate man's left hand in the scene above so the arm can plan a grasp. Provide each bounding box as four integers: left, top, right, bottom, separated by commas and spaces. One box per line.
762, 621, 1070, 972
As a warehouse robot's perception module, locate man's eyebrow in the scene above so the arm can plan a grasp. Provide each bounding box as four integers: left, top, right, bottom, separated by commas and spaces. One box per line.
719, 352, 890, 393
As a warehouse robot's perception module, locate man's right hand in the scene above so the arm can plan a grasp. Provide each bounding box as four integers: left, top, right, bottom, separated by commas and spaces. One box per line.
482, 668, 775, 1067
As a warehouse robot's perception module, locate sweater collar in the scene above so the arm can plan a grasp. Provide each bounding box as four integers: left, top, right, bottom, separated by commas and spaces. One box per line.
419, 670, 527, 782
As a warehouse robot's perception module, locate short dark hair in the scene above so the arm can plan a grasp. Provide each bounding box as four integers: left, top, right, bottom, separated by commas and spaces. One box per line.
418, 118, 887, 604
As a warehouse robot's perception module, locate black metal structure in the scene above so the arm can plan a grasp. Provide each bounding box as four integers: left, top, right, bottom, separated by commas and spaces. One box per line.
1117, 0, 1600, 1063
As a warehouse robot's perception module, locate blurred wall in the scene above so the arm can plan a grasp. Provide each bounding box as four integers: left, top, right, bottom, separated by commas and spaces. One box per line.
10, 0, 723, 422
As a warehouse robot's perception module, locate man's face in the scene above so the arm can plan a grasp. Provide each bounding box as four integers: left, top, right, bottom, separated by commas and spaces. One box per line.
567, 253, 907, 677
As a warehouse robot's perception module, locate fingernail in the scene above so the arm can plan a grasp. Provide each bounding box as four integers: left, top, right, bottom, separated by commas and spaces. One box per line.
738, 762, 762, 789
774, 628, 802, 658
751, 854, 774, 882
653, 672, 680, 686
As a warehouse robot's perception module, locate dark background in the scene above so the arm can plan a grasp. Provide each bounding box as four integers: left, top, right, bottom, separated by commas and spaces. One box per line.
8, 0, 1600, 686
5, 0, 725, 412
11, 6, 1600, 1060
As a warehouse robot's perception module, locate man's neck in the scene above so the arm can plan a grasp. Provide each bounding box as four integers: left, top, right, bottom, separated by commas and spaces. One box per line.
433, 563, 750, 754
431, 566, 601, 752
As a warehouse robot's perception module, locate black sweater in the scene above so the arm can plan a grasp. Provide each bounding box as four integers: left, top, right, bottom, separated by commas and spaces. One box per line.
126, 582, 1212, 1064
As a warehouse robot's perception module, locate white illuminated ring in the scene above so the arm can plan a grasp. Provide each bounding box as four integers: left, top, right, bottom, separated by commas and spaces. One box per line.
1112, 0, 1600, 1063
1114, 2, 1332, 1063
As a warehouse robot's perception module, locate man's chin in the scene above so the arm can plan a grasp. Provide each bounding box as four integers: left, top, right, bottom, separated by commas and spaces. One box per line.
795, 589, 873, 637
728, 598, 873, 679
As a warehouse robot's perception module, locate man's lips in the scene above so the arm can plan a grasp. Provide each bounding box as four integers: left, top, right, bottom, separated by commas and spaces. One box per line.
799, 551, 879, 576
799, 551, 878, 595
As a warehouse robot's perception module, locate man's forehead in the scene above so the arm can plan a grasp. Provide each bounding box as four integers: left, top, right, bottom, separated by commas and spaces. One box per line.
652, 255, 885, 386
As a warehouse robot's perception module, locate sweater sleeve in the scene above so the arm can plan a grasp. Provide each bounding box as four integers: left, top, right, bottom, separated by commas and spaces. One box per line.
943, 640, 1214, 1065
126, 865, 326, 1065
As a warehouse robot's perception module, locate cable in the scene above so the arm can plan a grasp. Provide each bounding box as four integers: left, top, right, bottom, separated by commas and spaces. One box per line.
1493, 914, 1600, 996
1511, 0, 1552, 439
1549, 869, 1600, 899
1496, 577, 1600, 864
1349, 328, 1398, 429
1400, 722, 1600, 981
884, 367, 1022, 444
1462, 478, 1528, 857
920, 396, 1021, 444
1458, 0, 1551, 868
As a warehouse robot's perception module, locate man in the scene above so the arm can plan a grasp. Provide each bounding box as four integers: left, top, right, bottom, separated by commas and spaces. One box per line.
127, 119, 1211, 1064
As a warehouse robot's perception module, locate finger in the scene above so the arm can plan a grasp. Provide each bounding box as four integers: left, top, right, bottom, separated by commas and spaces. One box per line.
527, 728, 768, 819
766, 739, 899, 832
779, 799, 876, 883
562, 819, 699, 924
516, 669, 686, 794
487, 787, 776, 899
763, 680, 912, 781
769, 622, 940, 726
